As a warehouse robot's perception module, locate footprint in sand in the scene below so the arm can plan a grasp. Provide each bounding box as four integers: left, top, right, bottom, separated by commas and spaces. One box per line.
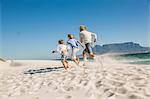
127, 94, 145, 99
64, 95, 72, 99
144, 88, 150, 97
116, 87, 127, 95
32, 97, 39, 99
95, 80, 102, 89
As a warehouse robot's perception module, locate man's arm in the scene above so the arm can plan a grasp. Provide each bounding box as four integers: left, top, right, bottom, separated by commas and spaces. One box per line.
91, 32, 97, 42
79, 33, 83, 43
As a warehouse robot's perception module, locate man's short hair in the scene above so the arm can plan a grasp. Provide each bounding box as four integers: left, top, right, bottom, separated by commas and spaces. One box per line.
80, 25, 86, 30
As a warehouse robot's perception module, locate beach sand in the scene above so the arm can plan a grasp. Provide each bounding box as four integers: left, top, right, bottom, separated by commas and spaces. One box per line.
0, 61, 4, 64
0, 55, 150, 99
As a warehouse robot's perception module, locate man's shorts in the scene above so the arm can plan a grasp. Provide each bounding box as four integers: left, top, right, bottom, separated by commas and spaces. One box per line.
84, 43, 93, 54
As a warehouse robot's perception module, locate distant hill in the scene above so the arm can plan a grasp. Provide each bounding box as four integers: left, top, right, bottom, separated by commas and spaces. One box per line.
0, 58, 5, 63
0, 58, 5, 62
93, 42, 150, 54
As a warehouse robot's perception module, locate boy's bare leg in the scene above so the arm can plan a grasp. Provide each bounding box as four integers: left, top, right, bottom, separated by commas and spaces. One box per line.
65, 60, 69, 68
76, 57, 80, 64
73, 59, 79, 65
61, 60, 68, 70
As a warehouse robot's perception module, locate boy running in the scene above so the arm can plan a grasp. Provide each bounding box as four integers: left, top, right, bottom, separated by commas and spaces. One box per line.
52, 39, 69, 70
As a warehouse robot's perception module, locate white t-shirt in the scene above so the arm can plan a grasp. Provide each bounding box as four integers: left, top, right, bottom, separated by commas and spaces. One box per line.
56, 44, 68, 55
80, 30, 97, 44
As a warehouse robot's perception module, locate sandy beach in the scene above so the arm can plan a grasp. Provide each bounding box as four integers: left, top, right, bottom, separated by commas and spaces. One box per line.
0, 55, 150, 99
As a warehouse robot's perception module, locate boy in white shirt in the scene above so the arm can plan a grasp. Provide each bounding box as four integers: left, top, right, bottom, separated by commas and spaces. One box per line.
52, 39, 69, 70
79, 25, 97, 61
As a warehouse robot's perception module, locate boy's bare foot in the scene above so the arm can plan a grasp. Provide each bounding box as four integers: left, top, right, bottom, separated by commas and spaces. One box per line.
64, 66, 68, 70
77, 58, 80, 64
83, 63, 86, 66
65, 61, 69, 68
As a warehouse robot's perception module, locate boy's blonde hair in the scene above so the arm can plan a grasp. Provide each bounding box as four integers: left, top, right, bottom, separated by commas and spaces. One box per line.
58, 39, 64, 44
68, 34, 74, 39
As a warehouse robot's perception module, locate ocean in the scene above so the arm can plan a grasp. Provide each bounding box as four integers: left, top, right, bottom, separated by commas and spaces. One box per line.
115, 52, 150, 65
52, 53, 150, 65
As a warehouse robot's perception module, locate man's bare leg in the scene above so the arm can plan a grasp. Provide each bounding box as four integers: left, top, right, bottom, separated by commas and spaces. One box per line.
82, 51, 87, 66
83, 51, 87, 61
90, 53, 94, 59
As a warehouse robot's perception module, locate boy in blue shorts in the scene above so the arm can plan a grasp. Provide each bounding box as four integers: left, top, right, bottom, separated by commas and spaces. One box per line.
52, 39, 69, 70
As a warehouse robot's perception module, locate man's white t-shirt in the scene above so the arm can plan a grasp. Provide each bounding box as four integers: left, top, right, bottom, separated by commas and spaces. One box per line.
80, 30, 97, 44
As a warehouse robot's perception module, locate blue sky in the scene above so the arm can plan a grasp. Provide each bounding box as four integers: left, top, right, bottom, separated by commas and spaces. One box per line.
0, 0, 149, 59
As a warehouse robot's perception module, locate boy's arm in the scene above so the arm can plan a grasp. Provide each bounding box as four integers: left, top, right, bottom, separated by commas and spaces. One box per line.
52, 46, 60, 53
66, 45, 71, 51
77, 40, 84, 48
52, 50, 56, 53
66, 41, 71, 50
52, 49, 58, 53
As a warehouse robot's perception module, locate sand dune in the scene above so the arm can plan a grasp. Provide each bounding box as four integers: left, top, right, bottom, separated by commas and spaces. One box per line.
0, 55, 150, 99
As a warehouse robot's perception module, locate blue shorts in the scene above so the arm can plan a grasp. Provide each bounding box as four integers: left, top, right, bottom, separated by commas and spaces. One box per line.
84, 43, 93, 54
61, 54, 67, 61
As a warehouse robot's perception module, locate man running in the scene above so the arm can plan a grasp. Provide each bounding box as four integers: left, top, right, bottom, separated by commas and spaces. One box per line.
79, 25, 97, 61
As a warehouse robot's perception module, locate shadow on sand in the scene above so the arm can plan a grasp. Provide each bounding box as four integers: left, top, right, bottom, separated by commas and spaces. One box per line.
10, 62, 24, 66
24, 66, 64, 75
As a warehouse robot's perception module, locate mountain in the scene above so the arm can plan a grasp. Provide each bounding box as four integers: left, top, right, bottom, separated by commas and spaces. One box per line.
0, 58, 5, 63
93, 42, 150, 54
